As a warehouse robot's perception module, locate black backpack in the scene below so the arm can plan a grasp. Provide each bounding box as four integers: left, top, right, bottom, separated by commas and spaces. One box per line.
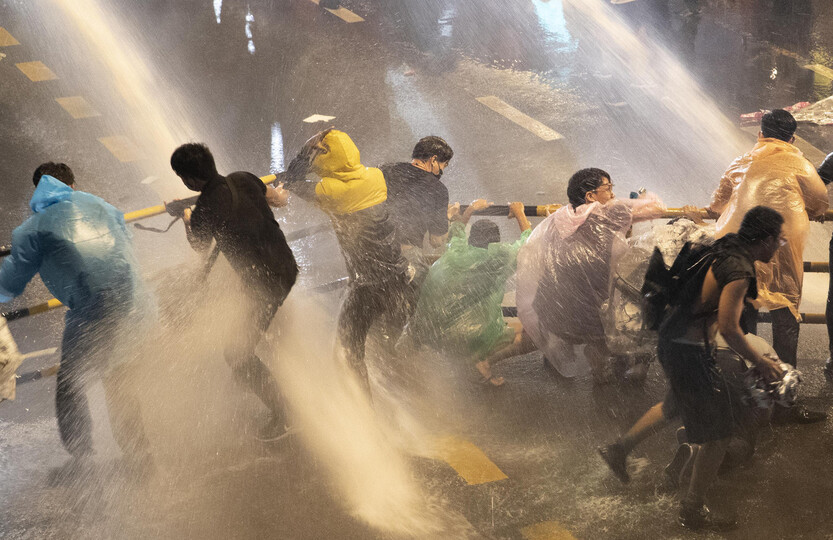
641, 241, 715, 331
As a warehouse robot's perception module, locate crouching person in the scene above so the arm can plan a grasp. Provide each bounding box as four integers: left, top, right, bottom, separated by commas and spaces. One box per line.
0, 163, 153, 475
405, 201, 535, 386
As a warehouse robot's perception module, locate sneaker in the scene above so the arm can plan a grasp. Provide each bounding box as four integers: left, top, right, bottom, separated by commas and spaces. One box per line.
663, 443, 692, 488
789, 405, 828, 424
678, 503, 738, 531
598, 442, 630, 484
824, 357, 833, 383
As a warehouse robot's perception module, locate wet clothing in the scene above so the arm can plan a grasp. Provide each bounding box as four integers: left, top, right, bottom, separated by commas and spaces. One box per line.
658, 234, 757, 444
379, 162, 449, 247
711, 138, 828, 318
190, 171, 296, 419
58, 289, 148, 457
190, 172, 298, 300
818, 152, 833, 353
283, 130, 410, 389
0, 176, 150, 458
0, 176, 140, 308
532, 203, 632, 341
409, 221, 531, 362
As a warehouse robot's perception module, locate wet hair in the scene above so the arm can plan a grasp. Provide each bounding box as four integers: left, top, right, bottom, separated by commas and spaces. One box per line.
738, 206, 784, 244
468, 219, 501, 249
567, 168, 610, 207
412, 136, 454, 163
170, 143, 218, 180
33, 162, 75, 187
761, 109, 797, 142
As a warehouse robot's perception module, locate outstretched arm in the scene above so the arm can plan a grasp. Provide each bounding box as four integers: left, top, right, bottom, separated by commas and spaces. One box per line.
0, 226, 43, 302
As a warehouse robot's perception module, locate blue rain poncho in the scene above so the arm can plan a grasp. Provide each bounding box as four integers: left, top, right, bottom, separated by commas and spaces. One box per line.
408, 221, 531, 362
0, 176, 141, 309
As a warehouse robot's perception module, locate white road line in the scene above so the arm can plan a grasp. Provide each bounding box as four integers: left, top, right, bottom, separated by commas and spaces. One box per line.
21, 347, 58, 360
804, 64, 833, 81
476, 96, 564, 141
303, 114, 336, 123
308, 0, 364, 23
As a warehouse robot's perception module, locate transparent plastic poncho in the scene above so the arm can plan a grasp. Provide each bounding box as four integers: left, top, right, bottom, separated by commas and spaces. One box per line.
710, 138, 829, 317
408, 222, 530, 361
516, 197, 664, 376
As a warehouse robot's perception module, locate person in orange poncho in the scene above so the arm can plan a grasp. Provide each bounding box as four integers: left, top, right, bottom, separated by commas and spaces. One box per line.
708, 109, 828, 368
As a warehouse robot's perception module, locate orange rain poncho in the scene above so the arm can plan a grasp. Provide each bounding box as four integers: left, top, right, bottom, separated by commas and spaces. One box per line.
710, 137, 829, 317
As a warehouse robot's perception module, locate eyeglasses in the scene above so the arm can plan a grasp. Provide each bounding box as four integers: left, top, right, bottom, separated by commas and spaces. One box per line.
592, 183, 614, 193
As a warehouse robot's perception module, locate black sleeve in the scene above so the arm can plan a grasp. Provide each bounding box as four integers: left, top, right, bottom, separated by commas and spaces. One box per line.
188, 203, 214, 253
428, 184, 449, 236
712, 254, 756, 292
818, 152, 833, 185
282, 155, 319, 202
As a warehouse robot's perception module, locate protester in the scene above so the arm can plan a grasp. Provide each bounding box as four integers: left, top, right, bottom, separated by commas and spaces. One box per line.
708, 110, 828, 370
379, 136, 453, 290
406, 200, 535, 386
818, 151, 833, 382
655, 206, 786, 531
515, 168, 664, 382
282, 129, 410, 394
0, 163, 153, 473
170, 144, 298, 440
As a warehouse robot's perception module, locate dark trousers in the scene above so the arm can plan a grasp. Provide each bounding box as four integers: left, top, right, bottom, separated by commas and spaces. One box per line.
826, 233, 833, 354
223, 296, 285, 422
338, 276, 410, 392
744, 304, 800, 367
57, 294, 149, 458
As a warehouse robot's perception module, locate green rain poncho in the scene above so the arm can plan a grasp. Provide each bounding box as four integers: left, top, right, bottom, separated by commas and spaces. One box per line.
409, 222, 531, 362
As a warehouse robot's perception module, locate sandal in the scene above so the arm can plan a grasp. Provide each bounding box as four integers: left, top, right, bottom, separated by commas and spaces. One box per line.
479, 375, 505, 387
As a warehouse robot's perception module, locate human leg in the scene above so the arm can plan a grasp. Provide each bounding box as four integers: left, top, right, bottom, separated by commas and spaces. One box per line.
224, 299, 285, 422
585, 341, 612, 384
599, 399, 675, 483
55, 310, 94, 457
337, 283, 382, 393
102, 362, 151, 466
770, 307, 799, 367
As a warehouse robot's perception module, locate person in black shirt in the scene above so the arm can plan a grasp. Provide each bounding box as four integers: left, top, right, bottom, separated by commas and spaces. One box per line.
660, 206, 784, 531
379, 136, 452, 288
819, 152, 833, 382
170, 143, 298, 440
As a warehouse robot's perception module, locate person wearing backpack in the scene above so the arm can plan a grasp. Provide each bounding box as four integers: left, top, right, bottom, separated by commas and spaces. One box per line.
656, 206, 784, 531
171, 143, 298, 441
708, 110, 828, 371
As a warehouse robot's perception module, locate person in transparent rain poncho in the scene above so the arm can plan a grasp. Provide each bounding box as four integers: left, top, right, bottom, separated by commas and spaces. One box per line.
404, 200, 534, 386
0, 163, 154, 478
515, 168, 666, 383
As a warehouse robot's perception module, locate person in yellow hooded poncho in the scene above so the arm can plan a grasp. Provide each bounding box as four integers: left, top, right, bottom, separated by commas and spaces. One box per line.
708, 109, 828, 370
283, 129, 411, 393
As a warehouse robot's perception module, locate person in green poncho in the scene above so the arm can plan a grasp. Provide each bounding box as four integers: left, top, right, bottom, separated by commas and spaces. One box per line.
407, 200, 535, 386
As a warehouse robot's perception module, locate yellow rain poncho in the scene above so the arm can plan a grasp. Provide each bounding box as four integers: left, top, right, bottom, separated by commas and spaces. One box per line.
311, 130, 387, 215
710, 137, 829, 317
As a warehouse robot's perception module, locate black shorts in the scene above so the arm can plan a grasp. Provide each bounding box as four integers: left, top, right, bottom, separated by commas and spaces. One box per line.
658, 340, 734, 444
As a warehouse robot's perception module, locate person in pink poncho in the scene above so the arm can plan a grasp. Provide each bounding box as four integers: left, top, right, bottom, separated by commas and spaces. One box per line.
516, 168, 665, 383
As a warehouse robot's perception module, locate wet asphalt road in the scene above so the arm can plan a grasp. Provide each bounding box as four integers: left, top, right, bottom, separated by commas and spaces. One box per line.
1, 0, 833, 538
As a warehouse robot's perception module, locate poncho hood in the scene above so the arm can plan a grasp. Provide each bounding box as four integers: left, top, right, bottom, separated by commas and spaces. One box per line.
30, 175, 73, 213
312, 130, 387, 214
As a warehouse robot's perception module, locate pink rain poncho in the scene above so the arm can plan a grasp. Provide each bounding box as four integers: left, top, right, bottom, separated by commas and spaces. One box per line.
711, 138, 829, 317
516, 198, 663, 376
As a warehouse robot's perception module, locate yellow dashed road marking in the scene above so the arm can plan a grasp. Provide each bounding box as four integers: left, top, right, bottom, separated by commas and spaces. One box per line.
98, 135, 142, 162
16, 61, 58, 81
433, 435, 507, 485
308, 0, 365, 23
804, 63, 833, 81
521, 521, 578, 540
0, 27, 20, 46
476, 96, 564, 141
55, 96, 101, 119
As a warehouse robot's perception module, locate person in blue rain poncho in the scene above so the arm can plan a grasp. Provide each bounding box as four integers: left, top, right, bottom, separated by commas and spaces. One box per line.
407, 200, 535, 386
0, 163, 152, 474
